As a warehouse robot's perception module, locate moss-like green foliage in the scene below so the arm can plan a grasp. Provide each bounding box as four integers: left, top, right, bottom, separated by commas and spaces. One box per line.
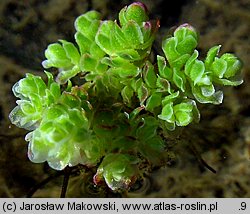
9, 2, 243, 191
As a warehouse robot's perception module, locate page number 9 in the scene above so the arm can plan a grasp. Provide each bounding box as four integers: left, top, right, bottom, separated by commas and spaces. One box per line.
240, 202, 246, 210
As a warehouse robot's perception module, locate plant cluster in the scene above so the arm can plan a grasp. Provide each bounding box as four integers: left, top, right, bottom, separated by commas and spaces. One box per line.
9, 2, 243, 191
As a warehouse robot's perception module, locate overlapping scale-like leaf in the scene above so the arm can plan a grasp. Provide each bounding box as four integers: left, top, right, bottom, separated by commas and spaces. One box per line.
95, 3, 158, 82
118, 2, 149, 27
74, 10, 108, 81
42, 40, 81, 84
26, 103, 102, 170
42, 11, 107, 84
205, 46, 243, 86
93, 154, 138, 191
162, 24, 198, 70
158, 99, 200, 130
9, 73, 61, 130
158, 23, 243, 110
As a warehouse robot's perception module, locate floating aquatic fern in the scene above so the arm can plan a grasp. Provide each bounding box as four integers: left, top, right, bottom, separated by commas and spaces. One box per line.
9, 2, 243, 193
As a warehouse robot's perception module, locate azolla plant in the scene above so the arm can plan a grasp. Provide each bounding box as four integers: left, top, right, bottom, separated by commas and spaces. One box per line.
9, 2, 243, 192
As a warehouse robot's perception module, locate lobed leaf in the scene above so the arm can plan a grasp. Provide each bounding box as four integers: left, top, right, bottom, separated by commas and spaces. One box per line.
43, 43, 72, 69
220, 53, 242, 78
143, 61, 157, 88
94, 154, 138, 191
145, 92, 162, 112
204, 45, 221, 68
157, 55, 173, 80
118, 2, 149, 27
74, 11, 101, 41
60, 40, 80, 65
123, 21, 143, 48
121, 86, 134, 103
